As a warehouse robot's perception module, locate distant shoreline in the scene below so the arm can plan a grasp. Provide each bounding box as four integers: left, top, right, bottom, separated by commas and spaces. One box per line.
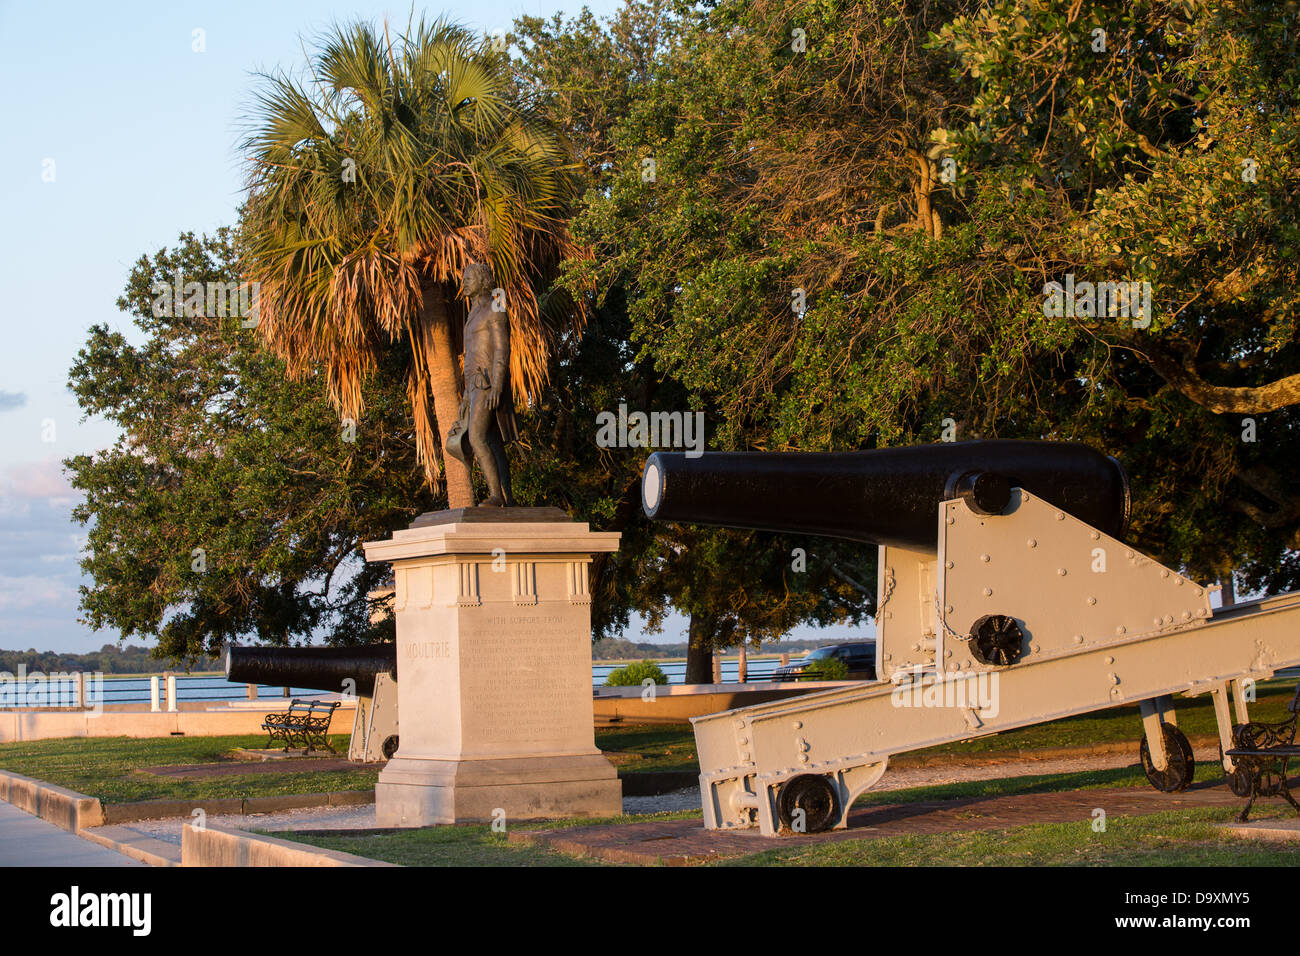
2, 640, 854, 675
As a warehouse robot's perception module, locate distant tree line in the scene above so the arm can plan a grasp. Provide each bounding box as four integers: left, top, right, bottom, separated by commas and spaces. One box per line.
592, 637, 841, 660
0, 645, 216, 675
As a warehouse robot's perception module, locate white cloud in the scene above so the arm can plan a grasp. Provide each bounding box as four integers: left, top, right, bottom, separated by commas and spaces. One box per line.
0, 458, 77, 505
0, 460, 102, 650
0, 574, 77, 611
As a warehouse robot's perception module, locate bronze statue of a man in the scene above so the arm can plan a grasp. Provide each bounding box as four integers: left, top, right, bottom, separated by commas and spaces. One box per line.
445, 262, 517, 506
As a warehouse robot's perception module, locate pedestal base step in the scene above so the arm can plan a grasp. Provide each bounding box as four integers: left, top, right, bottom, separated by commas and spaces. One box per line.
376, 754, 622, 826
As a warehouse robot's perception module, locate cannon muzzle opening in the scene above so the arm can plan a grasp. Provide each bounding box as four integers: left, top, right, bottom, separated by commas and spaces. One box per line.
641, 439, 1129, 551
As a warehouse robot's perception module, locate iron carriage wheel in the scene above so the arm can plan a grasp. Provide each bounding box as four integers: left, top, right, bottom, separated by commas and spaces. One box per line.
1140, 722, 1195, 792
777, 774, 839, 833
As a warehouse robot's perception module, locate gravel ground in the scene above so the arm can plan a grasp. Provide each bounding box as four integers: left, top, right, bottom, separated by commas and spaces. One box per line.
125, 804, 380, 845
119, 745, 1222, 842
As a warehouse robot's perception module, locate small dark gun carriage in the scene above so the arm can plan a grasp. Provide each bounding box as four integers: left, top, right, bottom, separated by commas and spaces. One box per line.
225, 643, 399, 762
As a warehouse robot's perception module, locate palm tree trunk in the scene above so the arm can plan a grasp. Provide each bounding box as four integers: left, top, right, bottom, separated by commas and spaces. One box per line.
419, 283, 476, 509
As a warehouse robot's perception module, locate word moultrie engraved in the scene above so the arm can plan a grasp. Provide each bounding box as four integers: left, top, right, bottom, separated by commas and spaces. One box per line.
406, 640, 452, 659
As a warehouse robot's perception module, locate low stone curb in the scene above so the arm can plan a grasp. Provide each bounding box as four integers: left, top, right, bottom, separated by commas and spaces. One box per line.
1221, 819, 1300, 842
0, 769, 381, 866
0, 769, 182, 866
0, 769, 104, 832
78, 825, 182, 867
182, 822, 397, 866
103, 797, 242, 823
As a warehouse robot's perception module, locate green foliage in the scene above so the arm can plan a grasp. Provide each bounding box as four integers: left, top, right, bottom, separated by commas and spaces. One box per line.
930, 0, 1300, 589
591, 638, 666, 660
71, 0, 1300, 670
801, 656, 849, 681
66, 230, 432, 663
553, 0, 1300, 593
603, 659, 670, 686
70, 3, 873, 669
510, 3, 876, 674
239, 16, 586, 488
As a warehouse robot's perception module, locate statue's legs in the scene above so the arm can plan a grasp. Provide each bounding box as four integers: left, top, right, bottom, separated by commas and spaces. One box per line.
488, 426, 513, 506
467, 393, 513, 506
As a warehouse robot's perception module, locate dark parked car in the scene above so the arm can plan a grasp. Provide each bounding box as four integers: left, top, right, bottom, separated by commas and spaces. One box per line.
772, 642, 876, 682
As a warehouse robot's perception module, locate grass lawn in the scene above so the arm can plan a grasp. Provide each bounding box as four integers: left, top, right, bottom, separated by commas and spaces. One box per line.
270, 808, 705, 866
595, 724, 701, 772
274, 793, 1300, 867
0, 721, 1268, 865
272, 761, 1300, 867
721, 806, 1300, 866
273, 826, 604, 866
0, 734, 378, 803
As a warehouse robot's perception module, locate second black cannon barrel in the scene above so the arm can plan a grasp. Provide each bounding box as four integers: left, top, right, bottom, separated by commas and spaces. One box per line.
640, 439, 1130, 551
224, 642, 397, 696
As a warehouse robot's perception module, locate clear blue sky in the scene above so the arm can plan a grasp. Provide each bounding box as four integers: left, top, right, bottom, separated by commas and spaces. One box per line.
0, 0, 866, 654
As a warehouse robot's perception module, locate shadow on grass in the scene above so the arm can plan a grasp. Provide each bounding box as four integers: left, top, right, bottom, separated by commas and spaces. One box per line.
719, 806, 1300, 868
857, 765, 1149, 807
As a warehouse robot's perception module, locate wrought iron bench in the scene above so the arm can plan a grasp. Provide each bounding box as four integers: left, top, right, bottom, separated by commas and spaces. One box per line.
261, 699, 340, 754
1225, 684, 1300, 822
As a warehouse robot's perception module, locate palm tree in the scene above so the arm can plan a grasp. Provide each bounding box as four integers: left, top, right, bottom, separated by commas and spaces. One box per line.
240, 17, 586, 507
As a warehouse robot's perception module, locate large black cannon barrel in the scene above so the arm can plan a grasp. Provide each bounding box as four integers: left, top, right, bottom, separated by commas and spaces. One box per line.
641, 439, 1130, 551
224, 643, 397, 696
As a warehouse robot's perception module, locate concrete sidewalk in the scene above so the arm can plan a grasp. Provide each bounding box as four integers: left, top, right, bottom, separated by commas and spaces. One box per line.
0, 800, 143, 867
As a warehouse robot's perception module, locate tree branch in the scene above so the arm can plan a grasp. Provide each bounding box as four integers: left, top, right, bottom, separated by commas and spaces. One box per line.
1124, 339, 1300, 414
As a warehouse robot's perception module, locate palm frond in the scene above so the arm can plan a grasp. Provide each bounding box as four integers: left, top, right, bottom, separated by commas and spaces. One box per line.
240, 15, 591, 487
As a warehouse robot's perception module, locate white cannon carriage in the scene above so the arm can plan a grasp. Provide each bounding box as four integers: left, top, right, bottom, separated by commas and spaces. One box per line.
642, 442, 1300, 836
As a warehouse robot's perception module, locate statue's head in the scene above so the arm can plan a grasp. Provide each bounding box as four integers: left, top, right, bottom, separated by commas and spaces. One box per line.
460, 262, 495, 299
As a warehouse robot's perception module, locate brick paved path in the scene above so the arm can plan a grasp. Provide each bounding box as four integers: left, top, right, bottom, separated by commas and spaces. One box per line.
510, 781, 1249, 865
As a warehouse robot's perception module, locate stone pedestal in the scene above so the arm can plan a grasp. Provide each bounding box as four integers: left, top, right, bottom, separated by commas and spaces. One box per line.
362, 507, 622, 826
